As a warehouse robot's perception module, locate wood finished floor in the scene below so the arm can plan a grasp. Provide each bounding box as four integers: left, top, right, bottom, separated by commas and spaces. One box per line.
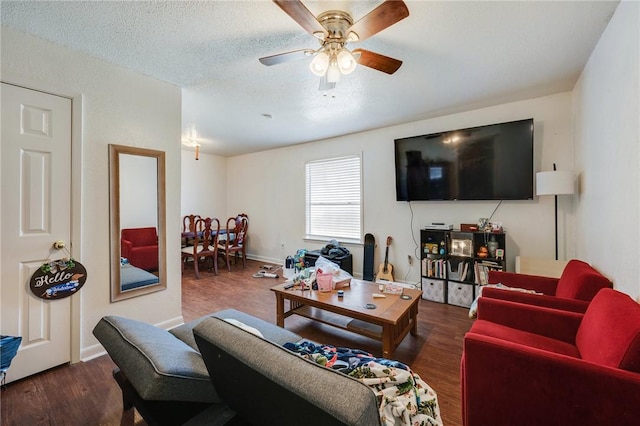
1, 259, 473, 425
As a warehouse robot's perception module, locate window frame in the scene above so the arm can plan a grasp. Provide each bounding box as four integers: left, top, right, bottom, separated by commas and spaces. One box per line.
304, 154, 363, 244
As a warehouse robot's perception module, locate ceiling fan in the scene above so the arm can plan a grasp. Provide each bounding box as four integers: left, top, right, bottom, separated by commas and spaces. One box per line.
259, 0, 409, 90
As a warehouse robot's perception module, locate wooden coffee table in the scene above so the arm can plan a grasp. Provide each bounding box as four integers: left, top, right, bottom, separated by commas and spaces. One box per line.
271, 279, 422, 358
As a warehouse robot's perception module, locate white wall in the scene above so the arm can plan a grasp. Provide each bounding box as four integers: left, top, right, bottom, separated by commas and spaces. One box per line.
572, 0, 640, 300
1, 26, 184, 361
227, 92, 574, 284
180, 149, 227, 220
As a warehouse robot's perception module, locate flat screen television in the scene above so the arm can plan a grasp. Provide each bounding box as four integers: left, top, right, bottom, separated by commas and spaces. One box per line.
394, 118, 534, 201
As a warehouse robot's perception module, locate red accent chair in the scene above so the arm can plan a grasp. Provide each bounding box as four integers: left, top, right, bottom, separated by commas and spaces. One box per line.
461, 288, 640, 426
121, 227, 159, 272
483, 259, 612, 313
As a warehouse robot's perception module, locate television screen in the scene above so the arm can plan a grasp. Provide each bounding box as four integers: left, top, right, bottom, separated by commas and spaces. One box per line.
394, 118, 534, 201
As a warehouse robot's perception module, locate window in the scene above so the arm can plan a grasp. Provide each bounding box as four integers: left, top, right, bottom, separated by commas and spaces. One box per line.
305, 155, 362, 243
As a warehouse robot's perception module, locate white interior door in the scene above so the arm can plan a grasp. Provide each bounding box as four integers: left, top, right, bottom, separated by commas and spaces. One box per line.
1, 82, 72, 382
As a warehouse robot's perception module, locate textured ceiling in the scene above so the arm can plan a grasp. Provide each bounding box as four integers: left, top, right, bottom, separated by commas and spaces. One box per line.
1, 1, 618, 157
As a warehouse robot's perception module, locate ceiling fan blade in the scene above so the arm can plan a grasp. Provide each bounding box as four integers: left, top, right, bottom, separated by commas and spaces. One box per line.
273, 0, 327, 37
348, 0, 409, 42
353, 49, 403, 74
259, 49, 315, 66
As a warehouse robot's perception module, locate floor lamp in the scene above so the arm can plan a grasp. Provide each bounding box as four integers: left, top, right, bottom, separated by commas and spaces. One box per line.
536, 164, 575, 260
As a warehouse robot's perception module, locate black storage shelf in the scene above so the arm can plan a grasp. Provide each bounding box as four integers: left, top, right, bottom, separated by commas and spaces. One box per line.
420, 229, 506, 307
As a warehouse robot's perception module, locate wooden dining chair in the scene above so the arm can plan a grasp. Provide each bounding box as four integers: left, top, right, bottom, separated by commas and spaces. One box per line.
181, 214, 202, 248
217, 216, 248, 272
181, 217, 220, 278
217, 214, 248, 245
232, 213, 248, 244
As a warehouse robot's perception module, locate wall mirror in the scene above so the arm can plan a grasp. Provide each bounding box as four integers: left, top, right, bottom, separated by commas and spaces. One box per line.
109, 144, 167, 302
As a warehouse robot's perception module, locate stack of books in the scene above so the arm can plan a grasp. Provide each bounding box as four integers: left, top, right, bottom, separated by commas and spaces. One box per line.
422, 258, 447, 279
474, 260, 504, 284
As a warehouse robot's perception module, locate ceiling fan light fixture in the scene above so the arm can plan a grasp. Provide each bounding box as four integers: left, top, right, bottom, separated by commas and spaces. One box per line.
337, 49, 356, 74
261, 0, 409, 89
309, 51, 329, 76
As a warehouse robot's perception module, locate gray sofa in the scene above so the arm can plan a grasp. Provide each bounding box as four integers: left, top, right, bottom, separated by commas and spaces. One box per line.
93, 309, 381, 426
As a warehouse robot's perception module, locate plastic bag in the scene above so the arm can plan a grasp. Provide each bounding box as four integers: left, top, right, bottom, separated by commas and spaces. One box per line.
315, 256, 352, 289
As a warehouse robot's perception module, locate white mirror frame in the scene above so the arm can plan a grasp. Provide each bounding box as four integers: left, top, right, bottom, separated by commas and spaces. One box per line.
109, 144, 167, 302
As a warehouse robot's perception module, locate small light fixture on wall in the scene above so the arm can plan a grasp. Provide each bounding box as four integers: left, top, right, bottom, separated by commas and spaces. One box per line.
182, 138, 201, 160
536, 163, 575, 260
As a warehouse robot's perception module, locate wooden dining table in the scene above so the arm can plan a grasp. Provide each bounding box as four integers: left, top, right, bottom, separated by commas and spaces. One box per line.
181, 229, 227, 239
181, 229, 228, 247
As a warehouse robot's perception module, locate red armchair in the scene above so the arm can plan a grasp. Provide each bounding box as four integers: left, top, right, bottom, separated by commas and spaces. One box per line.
121, 227, 159, 272
483, 259, 612, 313
461, 288, 640, 426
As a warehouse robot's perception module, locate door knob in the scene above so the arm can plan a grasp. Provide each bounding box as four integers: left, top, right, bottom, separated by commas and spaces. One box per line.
53, 240, 66, 250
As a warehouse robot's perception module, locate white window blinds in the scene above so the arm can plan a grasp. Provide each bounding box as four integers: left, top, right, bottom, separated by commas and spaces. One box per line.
305, 155, 362, 242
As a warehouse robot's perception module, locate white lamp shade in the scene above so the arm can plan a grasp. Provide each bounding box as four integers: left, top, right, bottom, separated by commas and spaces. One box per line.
337, 49, 357, 75
536, 170, 575, 196
309, 51, 329, 76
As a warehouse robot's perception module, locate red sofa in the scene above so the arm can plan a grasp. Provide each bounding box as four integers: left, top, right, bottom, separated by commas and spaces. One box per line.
461, 288, 640, 425
121, 227, 159, 272
483, 259, 612, 313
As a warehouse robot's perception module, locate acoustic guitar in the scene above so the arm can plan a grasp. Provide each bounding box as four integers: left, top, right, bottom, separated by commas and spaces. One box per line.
377, 236, 394, 281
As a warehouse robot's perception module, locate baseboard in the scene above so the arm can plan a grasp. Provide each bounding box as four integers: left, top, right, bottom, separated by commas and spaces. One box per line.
159, 315, 186, 330
246, 254, 282, 265
81, 343, 106, 362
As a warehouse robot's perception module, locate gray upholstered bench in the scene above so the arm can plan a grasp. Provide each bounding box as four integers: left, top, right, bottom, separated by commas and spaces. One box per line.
93, 309, 302, 426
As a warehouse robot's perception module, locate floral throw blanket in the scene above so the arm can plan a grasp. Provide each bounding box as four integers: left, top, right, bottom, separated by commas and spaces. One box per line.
283, 341, 443, 426
468, 283, 541, 318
